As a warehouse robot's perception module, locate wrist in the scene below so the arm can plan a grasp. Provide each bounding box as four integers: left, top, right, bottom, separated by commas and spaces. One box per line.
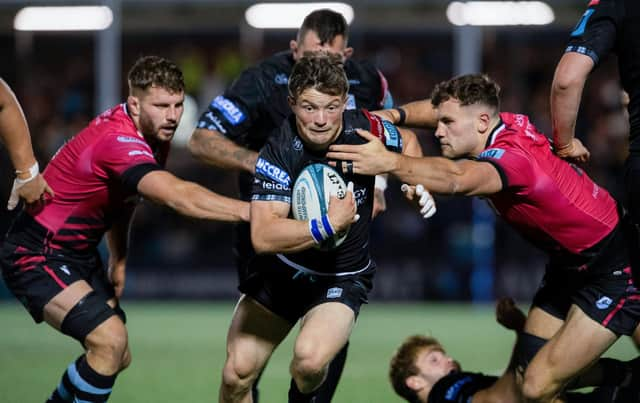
394, 107, 407, 126
309, 214, 336, 244
15, 161, 39, 183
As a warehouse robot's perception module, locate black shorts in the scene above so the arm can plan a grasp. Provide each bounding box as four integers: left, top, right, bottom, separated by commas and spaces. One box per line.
239, 254, 375, 324
533, 218, 640, 335
0, 213, 115, 323
624, 153, 640, 225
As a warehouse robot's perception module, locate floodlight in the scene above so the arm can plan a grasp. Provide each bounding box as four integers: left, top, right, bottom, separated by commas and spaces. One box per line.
447, 1, 554, 26
245, 2, 353, 29
14, 6, 113, 31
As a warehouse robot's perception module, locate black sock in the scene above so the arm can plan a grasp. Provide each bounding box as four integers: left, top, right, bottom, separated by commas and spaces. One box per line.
565, 386, 616, 403
314, 342, 349, 403
288, 378, 317, 403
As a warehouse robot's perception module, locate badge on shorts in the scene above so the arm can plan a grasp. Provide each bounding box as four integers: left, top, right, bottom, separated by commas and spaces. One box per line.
327, 287, 343, 299
596, 296, 613, 310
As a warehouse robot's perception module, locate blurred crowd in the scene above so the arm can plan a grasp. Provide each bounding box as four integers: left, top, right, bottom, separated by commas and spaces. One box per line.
0, 27, 628, 302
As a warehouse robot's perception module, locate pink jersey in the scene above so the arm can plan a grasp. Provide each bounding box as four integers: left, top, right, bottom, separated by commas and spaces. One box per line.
478, 112, 618, 255
31, 104, 168, 253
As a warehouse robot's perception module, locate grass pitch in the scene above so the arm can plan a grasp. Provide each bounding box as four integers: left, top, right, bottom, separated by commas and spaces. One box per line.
0, 301, 636, 402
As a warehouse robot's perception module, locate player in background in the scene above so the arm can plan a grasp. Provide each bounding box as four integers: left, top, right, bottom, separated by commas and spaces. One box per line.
390, 298, 639, 403
550, 0, 640, 256
219, 53, 411, 403
0, 56, 249, 403
188, 8, 416, 401
0, 77, 53, 210
327, 73, 640, 402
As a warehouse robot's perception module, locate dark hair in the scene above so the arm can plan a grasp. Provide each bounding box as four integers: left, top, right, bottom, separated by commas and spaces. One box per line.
298, 9, 349, 45
288, 52, 348, 100
127, 55, 185, 94
389, 335, 443, 403
430, 74, 500, 111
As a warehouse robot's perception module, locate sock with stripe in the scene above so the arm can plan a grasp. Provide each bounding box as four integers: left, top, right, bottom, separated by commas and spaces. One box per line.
46, 355, 116, 403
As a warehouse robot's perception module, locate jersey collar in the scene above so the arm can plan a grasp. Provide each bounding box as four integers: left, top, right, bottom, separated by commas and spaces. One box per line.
485, 117, 505, 149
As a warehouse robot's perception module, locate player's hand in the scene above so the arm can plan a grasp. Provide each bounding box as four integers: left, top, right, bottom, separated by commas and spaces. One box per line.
328, 181, 359, 232
401, 184, 436, 219
496, 297, 526, 332
327, 129, 396, 176
8, 174, 54, 210
555, 138, 590, 163
108, 262, 126, 299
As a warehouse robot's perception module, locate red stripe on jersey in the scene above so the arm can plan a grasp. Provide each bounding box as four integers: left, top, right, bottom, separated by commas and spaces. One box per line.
43, 265, 68, 289
361, 109, 385, 142
588, 0, 600, 6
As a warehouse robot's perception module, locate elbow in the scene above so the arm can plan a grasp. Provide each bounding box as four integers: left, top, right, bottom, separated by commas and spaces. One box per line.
251, 227, 272, 254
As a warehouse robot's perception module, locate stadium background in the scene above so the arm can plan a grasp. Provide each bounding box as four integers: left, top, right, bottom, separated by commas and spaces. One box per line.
0, 1, 635, 402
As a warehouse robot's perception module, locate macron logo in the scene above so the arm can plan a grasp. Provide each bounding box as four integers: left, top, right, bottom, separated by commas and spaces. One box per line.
255, 158, 291, 186
212, 96, 246, 125
128, 150, 154, 158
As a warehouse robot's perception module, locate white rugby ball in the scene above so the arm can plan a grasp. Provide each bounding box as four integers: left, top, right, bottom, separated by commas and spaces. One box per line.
292, 163, 349, 250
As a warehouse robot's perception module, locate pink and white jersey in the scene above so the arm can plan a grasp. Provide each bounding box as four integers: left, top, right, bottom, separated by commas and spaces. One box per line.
30, 104, 168, 253
478, 112, 618, 255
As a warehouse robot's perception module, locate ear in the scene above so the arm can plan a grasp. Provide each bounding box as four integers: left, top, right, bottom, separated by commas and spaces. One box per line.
127, 95, 140, 116
288, 95, 296, 108
405, 375, 426, 392
476, 111, 491, 133
343, 46, 354, 59
290, 40, 299, 57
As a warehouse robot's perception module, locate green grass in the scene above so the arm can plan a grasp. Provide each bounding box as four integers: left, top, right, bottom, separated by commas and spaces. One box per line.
0, 301, 636, 403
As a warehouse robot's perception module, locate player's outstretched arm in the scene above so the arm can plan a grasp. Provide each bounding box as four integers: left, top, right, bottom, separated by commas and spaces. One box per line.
137, 170, 249, 222
327, 129, 502, 196
0, 78, 53, 209
373, 99, 438, 129
550, 52, 594, 162
251, 185, 357, 254
188, 128, 258, 174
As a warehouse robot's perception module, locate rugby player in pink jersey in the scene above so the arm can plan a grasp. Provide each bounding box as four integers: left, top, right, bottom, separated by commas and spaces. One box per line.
327, 74, 640, 403
0, 55, 249, 403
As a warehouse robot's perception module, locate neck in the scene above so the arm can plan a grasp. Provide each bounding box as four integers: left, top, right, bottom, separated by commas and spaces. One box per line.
472, 115, 501, 157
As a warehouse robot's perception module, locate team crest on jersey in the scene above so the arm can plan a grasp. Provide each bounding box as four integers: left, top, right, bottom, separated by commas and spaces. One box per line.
274, 73, 288, 85
256, 158, 291, 186
292, 136, 303, 151
327, 287, 343, 298
479, 148, 505, 160
345, 94, 356, 110
211, 96, 246, 125
596, 296, 613, 310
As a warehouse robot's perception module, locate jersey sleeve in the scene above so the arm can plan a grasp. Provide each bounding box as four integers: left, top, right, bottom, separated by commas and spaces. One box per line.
196, 68, 262, 142
477, 142, 534, 191
428, 372, 497, 403
362, 109, 403, 153
94, 134, 163, 193
252, 135, 293, 204
565, 0, 619, 65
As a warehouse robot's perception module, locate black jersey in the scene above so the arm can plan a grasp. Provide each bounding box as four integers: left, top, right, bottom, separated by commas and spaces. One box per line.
197, 51, 393, 200
252, 109, 402, 275
427, 371, 497, 403
565, 0, 640, 152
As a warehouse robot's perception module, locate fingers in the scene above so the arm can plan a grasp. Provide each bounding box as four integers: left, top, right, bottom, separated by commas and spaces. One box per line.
44, 182, 55, 198
416, 184, 436, 219
346, 181, 360, 222
355, 128, 378, 141
401, 183, 416, 201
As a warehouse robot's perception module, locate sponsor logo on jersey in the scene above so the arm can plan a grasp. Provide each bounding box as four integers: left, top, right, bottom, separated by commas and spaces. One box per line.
445, 376, 473, 400
354, 187, 367, 206
117, 136, 148, 147
479, 148, 505, 160
255, 158, 291, 186
261, 181, 289, 191
596, 296, 613, 310
274, 73, 288, 85
382, 120, 400, 149
211, 96, 246, 125
345, 94, 356, 110
327, 287, 343, 298
128, 150, 155, 158
200, 112, 227, 134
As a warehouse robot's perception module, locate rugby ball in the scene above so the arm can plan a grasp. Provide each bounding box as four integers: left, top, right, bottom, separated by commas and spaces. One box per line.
292, 163, 349, 250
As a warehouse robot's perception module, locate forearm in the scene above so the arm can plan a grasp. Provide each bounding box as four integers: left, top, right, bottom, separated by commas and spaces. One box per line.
0, 80, 37, 173
399, 127, 423, 157
188, 128, 257, 173
550, 53, 594, 148
171, 181, 250, 222
395, 99, 438, 128
252, 218, 317, 254
390, 154, 468, 195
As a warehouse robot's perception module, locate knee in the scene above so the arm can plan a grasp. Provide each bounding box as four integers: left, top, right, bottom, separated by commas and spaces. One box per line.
84, 318, 129, 366
221, 355, 259, 393
291, 343, 328, 381
521, 369, 557, 401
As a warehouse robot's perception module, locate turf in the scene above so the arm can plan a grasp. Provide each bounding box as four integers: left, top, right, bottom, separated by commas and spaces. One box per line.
0, 301, 636, 403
